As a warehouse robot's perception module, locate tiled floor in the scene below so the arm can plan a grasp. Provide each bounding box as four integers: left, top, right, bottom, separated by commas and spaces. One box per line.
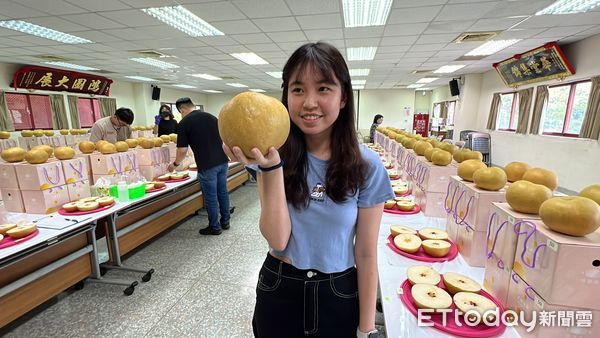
2, 183, 386, 337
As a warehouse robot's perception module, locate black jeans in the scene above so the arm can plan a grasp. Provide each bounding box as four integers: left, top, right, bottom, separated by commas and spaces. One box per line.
252, 253, 359, 337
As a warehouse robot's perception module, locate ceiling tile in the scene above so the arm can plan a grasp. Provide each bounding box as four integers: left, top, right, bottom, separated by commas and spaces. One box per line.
383, 23, 429, 36
482, 0, 555, 18
304, 29, 344, 41
410, 43, 447, 52
213, 20, 261, 35
423, 20, 476, 34
415, 33, 458, 44
469, 17, 528, 31
16, 0, 87, 15
344, 27, 385, 39
436, 2, 502, 21
118, 0, 176, 9
62, 13, 126, 29
253, 17, 300, 32
244, 43, 283, 52
267, 31, 307, 43
232, 0, 292, 18
26, 16, 89, 32
99, 9, 163, 27
296, 14, 342, 30
230, 33, 273, 44
285, 0, 340, 15
536, 26, 594, 38
64, 0, 131, 11
186, 2, 247, 21
380, 35, 419, 46
388, 6, 443, 24
0, 1, 49, 19
393, 0, 448, 8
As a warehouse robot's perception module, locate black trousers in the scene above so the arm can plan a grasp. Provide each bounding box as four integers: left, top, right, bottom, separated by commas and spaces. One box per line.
252, 253, 359, 338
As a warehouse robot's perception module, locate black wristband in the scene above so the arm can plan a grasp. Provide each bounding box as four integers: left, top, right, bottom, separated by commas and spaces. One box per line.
258, 160, 284, 172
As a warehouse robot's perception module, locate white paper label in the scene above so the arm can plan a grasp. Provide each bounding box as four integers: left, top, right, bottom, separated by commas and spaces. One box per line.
508, 216, 515, 224
547, 239, 558, 251
534, 295, 544, 310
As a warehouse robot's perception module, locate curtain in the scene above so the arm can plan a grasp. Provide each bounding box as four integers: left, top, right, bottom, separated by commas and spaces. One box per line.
99, 97, 116, 118
440, 102, 448, 119
580, 76, 600, 140
67, 95, 80, 129
0, 91, 15, 131
486, 93, 501, 130
49, 94, 69, 129
516, 88, 533, 134
529, 85, 548, 134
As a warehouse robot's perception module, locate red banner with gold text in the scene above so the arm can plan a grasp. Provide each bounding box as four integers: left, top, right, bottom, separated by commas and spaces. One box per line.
12, 66, 112, 96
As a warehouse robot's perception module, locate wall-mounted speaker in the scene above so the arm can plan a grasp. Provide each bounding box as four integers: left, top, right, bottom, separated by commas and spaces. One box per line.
151, 86, 161, 101
449, 79, 460, 96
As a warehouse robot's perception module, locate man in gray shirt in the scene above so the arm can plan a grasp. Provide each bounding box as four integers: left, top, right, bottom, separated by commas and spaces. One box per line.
89, 107, 134, 143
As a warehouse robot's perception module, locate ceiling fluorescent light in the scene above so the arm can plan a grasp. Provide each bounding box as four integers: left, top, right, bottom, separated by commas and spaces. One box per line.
230, 53, 269, 65
42, 61, 98, 71
342, 0, 393, 28
0, 20, 92, 44
173, 84, 196, 89
353, 79, 367, 85
191, 73, 222, 80
416, 87, 431, 91
536, 0, 600, 15
129, 57, 179, 69
353, 85, 365, 90
266, 71, 282, 79
141, 5, 223, 37
433, 65, 466, 74
465, 39, 521, 56
350, 68, 370, 76
125, 76, 157, 82
226, 83, 248, 88
416, 77, 439, 83
249, 89, 266, 92
407, 84, 425, 88
203, 89, 223, 93
347, 47, 377, 61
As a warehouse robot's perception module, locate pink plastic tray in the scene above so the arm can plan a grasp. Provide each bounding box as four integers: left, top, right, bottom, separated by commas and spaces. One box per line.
58, 202, 115, 216
386, 234, 458, 262
384, 204, 421, 215
146, 186, 167, 193
0, 229, 40, 249
389, 176, 401, 181
160, 176, 191, 183
399, 277, 506, 337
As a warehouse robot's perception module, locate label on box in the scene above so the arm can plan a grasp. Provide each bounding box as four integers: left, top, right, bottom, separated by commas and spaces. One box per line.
508, 215, 515, 224
534, 295, 544, 310
547, 239, 558, 251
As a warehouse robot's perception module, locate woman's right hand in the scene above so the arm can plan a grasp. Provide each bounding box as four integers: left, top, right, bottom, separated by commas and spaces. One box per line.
222, 144, 281, 168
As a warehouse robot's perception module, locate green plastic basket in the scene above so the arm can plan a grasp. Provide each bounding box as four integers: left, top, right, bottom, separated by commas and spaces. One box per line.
108, 183, 146, 200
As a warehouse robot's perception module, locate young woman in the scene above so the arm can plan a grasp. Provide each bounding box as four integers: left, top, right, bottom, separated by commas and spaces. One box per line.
153, 104, 178, 136
370, 114, 383, 143
224, 42, 393, 338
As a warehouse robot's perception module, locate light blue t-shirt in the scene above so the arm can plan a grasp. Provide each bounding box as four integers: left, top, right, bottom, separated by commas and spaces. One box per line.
271, 144, 394, 273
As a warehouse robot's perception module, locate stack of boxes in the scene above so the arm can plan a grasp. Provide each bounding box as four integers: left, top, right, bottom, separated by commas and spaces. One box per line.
18, 135, 67, 150
452, 180, 508, 267
412, 155, 457, 218
445, 175, 472, 243
90, 150, 140, 183
65, 134, 89, 149
0, 138, 19, 152
62, 156, 91, 201
137, 147, 168, 181
506, 220, 600, 337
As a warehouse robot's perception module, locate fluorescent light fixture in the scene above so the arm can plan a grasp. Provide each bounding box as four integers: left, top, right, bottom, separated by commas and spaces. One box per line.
536, 0, 600, 15
191, 73, 222, 80
141, 5, 223, 37
353, 79, 367, 85
433, 65, 466, 74
0, 20, 92, 44
41, 61, 98, 71
347, 47, 377, 61
172, 84, 196, 89
203, 89, 223, 93
417, 77, 438, 83
342, 0, 393, 28
407, 84, 425, 88
129, 57, 179, 69
230, 52, 269, 65
249, 89, 266, 92
226, 83, 248, 88
125, 76, 157, 82
465, 39, 521, 56
266, 71, 282, 79
350, 68, 370, 76
353, 85, 365, 90
416, 87, 431, 91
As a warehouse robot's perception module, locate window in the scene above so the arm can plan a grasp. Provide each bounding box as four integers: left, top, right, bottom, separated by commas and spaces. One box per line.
5, 93, 53, 130
77, 98, 102, 128
432, 103, 441, 118
497, 92, 519, 131
543, 81, 591, 137
447, 101, 456, 125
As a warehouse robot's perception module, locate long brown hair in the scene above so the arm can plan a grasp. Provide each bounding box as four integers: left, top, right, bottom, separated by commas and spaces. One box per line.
280, 42, 368, 209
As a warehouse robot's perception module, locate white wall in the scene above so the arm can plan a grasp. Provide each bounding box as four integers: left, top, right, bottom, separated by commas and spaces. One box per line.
454, 74, 483, 140
475, 33, 600, 191
356, 89, 416, 131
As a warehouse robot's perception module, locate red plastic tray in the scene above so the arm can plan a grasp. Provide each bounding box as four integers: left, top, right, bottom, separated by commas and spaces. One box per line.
399, 277, 506, 337
160, 176, 191, 183
0, 229, 40, 249
395, 189, 412, 197
384, 204, 421, 215
146, 186, 167, 193
58, 202, 115, 216
387, 234, 458, 263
